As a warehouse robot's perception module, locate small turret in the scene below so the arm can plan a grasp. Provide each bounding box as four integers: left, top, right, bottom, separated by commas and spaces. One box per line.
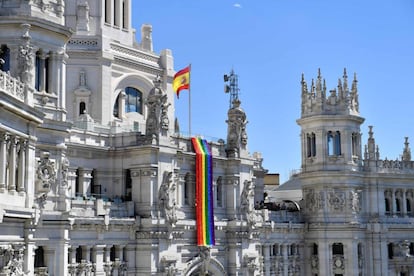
297, 69, 365, 172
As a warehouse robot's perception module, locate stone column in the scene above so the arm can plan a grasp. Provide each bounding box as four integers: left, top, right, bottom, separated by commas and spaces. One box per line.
225, 176, 239, 220
8, 136, 17, 193
392, 189, 396, 215
44, 246, 55, 275
118, 91, 126, 119
69, 245, 76, 264
25, 139, 36, 208
0, 132, 8, 191
132, 168, 157, 218
227, 236, 242, 275
125, 244, 136, 272
56, 237, 69, 276
263, 245, 270, 276
92, 245, 106, 275
403, 189, 407, 217
17, 139, 26, 194
346, 240, 358, 276
23, 230, 36, 276
80, 168, 93, 197
318, 242, 330, 276
282, 244, 289, 276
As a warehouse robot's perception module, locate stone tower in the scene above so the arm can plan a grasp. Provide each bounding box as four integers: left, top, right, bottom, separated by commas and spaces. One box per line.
297, 68, 364, 173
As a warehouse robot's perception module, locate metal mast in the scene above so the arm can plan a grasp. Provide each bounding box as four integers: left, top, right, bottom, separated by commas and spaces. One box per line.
224, 69, 240, 108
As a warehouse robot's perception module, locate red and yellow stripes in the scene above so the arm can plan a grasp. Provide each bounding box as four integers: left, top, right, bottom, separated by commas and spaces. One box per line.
192, 137, 215, 247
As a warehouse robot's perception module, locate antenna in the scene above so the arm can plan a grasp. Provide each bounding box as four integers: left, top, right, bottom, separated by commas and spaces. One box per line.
223, 69, 240, 108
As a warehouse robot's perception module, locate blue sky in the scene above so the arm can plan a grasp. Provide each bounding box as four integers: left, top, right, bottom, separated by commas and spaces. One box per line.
132, 0, 414, 182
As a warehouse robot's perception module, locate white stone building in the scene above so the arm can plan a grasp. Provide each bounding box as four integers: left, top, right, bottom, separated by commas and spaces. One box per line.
0, 1, 413, 276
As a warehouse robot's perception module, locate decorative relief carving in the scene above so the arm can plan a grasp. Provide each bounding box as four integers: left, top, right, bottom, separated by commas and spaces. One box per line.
328, 190, 345, 212
18, 24, 34, 85
36, 152, 56, 191
0, 244, 25, 276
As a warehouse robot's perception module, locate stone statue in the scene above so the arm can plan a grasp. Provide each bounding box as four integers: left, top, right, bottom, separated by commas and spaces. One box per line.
351, 190, 360, 213
158, 171, 177, 226
241, 180, 254, 215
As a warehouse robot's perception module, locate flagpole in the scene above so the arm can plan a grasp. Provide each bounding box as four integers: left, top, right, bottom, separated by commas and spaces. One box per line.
189, 64, 192, 138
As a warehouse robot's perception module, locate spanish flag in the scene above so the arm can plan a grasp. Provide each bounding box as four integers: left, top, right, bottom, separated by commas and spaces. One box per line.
172, 65, 190, 98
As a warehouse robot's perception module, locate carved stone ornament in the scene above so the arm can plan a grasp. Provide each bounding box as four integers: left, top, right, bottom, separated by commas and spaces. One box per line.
0, 244, 25, 276
36, 152, 56, 191
328, 190, 345, 211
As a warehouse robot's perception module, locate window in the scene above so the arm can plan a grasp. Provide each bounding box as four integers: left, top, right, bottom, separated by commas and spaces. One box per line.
388, 243, 394, 259
125, 87, 142, 113
357, 243, 363, 259
307, 133, 316, 157
396, 198, 401, 215
113, 87, 143, 118
0, 45, 10, 72
113, 0, 118, 26
76, 246, 82, 263
75, 168, 81, 196
35, 51, 49, 92
110, 246, 116, 261
216, 177, 223, 207
407, 198, 412, 215
332, 243, 343, 255
312, 243, 318, 255
34, 247, 45, 267
328, 131, 341, 156
184, 173, 190, 205
352, 132, 359, 157
122, 0, 127, 29
125, 169, 132, 201
79, 102, 86, 115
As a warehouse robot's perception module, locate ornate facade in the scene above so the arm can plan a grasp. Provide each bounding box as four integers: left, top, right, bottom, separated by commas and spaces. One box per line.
0, 1, 412, 276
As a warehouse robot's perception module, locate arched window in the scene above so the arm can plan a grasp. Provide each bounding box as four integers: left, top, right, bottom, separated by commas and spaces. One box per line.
396, 198, 401, 215
0, 45, 10, 72
79, 102, 86, 115
125, 87, 142, 113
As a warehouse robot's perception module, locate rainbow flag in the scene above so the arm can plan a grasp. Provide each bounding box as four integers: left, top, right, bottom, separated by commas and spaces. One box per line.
191, 137, 215, 246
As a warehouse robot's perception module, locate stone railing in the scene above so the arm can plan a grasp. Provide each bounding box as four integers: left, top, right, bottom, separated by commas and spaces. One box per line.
0, 70, 25, 102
